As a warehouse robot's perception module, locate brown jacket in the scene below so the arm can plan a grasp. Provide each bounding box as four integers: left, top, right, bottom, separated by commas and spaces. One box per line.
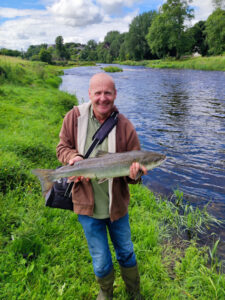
56, 102, 140, 221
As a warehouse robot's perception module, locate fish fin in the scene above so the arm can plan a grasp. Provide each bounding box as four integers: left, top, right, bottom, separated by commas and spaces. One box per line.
31, 169, 54, 197
98, 178, 108, 184
135, 169, 144, 181
95, 150, 113, 158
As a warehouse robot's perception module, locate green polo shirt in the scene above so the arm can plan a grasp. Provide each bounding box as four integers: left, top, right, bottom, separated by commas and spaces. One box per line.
84, 106, 110, 219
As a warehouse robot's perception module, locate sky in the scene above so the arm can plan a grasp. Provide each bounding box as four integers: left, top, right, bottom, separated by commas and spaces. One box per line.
0, 0, 215, 51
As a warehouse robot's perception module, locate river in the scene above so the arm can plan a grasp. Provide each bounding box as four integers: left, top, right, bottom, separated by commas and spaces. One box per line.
60, 64, 225, 248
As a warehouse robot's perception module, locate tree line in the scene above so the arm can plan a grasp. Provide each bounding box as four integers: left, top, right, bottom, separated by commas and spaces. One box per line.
1, 0, 225, 63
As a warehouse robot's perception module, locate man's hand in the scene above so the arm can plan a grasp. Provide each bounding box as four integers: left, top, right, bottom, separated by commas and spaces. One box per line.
68, 156, 89, 183
129, 162, 147, 180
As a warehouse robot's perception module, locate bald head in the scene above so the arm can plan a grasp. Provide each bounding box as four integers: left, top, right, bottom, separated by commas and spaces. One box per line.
89, 73, 116, 91
88, 72, 117, 123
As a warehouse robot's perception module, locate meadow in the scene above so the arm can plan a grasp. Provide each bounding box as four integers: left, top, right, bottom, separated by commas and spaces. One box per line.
118, 55, 225, 72
0, 55, 225, 299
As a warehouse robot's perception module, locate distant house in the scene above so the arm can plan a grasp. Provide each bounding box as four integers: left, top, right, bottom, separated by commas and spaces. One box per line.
192, 52, 201, 57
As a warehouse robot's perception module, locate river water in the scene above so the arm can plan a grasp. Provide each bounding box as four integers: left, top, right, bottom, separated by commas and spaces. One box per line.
60, 64, 225, 245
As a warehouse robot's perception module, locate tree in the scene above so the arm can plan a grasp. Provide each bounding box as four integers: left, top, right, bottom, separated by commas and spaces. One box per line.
95, 31, 124, 62
186, 21, 208, 55
104, 31, 121, 45
119, 40, 128, 61
118, 33, 128, 61
146, 13, 171, 58
205, 8, 225, 55
55, 36, 70, 60
79, 40, 98, 61
55, 36, 64, 56
0, 48, 21, 57
64, 43, 85, 61
125, 11, 157, 60
25, 44, 47, 59
86, 40, 98, 61
104, 31, 122, 60
39, 48, 52, 64
147, 0, 194, 58
96, 42, 108, 62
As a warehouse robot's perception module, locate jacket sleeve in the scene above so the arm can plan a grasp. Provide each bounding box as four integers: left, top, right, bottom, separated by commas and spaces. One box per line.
117, 115, 141, 184
56, 109, 80, 164
126, 124, 142, 184
126, 124, 141, 152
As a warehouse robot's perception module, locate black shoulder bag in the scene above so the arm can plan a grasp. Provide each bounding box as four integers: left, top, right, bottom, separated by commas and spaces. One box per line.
45, 111, 118, 211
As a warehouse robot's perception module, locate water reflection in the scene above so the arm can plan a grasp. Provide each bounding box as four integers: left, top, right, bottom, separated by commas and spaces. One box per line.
60, 65, 225, 220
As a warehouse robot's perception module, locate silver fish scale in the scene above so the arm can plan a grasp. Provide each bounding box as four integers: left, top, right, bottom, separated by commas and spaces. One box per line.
52, 151, 165, 180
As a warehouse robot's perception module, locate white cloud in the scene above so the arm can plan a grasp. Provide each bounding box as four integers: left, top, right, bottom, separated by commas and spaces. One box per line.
0, 2, 136, 50
79, 11, 138, 43
0, 15, 56, 49
47, 0, 103, 26
0, 7, 46, 18
155, 0, 214, 23
96, 0, 140, 14
0, 0, 216, 51
191, 0, 214, 23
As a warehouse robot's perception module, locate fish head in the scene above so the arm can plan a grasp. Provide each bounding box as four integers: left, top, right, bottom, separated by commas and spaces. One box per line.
138, 151, 166, 170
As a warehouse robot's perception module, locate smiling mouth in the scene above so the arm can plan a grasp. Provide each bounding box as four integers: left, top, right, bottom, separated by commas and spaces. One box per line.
98, 102, 110, 107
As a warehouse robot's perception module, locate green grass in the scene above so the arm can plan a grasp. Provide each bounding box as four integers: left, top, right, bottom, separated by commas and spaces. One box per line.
0, 55, 225, 299
102, 66, 123, 72
118, 55, 225, 72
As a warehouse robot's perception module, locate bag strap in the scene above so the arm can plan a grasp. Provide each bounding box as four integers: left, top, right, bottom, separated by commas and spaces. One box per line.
64, 110, 119, 197
84, 111, 118, 159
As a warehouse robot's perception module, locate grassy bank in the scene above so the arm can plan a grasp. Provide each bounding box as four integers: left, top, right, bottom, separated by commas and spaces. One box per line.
119, 55, 225, 72
0, 56, 225, 299
101, 66, 123, 73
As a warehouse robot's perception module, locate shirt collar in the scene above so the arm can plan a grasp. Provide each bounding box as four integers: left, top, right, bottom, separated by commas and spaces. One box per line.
90, 105, 95, 120
90, 104, 119, 120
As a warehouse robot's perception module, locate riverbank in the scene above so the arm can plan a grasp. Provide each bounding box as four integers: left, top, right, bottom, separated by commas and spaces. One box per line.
0, 56, 225, 299
118, 55, 225, 72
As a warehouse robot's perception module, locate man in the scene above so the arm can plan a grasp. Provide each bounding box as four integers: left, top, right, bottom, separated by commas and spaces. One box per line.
56, 73, 147, 299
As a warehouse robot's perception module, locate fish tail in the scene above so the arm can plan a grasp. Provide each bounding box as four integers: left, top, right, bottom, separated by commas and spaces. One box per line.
32, 169, 54, 196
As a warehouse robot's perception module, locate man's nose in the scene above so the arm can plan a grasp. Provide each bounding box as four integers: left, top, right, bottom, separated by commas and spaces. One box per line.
100, 93, 106, 100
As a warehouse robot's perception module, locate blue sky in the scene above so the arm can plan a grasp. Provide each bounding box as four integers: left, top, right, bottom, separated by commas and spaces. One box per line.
0, 0, 215, 50
0, 0, 46, 10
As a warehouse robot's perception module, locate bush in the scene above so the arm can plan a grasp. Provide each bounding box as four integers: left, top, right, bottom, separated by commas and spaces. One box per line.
45, 76, 62, 88
102, 66, 123, 72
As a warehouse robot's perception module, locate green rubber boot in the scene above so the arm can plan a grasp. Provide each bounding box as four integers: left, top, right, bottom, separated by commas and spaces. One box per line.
95, 269, 114, 300
119, 265, 144, 300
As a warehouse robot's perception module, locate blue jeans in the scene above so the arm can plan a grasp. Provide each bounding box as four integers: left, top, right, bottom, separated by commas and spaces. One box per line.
78, 213, 137, 278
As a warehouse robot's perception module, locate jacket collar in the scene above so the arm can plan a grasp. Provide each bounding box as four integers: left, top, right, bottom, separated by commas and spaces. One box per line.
77, 101, 117, 155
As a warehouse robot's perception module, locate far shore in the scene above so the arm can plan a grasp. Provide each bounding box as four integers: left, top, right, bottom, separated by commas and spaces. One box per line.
1, 54, 225, 72
116, 55, 225, 72
61, 55, 225, 72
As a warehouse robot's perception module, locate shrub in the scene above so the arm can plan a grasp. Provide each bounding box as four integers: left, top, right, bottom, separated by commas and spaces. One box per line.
102, 66, 123, 72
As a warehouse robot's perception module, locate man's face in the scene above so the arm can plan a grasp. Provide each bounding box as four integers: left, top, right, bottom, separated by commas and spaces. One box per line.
89, 76, 117, 121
